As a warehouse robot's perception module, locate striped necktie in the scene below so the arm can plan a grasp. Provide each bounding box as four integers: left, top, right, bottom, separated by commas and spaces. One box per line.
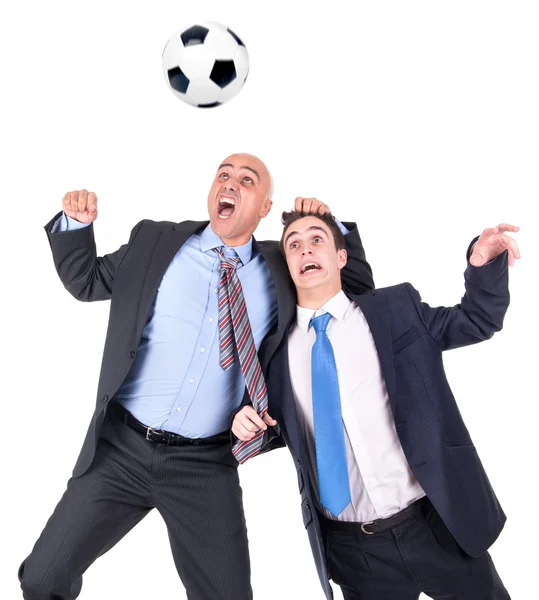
214, 247, 269, 463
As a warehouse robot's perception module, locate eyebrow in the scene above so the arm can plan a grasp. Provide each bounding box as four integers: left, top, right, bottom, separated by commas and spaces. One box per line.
284, 225, 328, 246
218, 163, 261, 182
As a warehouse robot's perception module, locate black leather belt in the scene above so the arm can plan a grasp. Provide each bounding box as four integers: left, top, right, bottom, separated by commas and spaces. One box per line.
109, 402, 230, 447
320, 496, 428, 535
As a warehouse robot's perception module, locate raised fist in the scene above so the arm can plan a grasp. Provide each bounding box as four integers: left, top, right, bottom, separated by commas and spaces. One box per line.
62, 190, 98, 224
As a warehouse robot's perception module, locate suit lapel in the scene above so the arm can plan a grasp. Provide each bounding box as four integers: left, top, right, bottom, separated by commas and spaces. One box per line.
136, 220, 208, 338
254, 241, 296, 369
352, 293, 398, 415
274, 339, 305, 460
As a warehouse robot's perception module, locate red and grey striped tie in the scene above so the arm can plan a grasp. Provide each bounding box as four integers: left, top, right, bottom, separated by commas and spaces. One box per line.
214, 247, 269, 463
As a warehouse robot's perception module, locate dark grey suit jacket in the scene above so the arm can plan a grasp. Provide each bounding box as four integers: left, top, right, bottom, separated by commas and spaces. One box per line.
44, 213, 374, 477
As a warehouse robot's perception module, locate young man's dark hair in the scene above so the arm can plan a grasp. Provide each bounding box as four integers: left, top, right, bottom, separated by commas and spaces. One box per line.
279, 210, 346, 255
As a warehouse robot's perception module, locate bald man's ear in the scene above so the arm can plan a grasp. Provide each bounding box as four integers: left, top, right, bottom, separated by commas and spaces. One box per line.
337, 249, 348, 270
260, 199, 273, 218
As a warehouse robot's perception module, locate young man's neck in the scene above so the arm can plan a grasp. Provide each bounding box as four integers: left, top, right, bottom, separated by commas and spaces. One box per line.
297, 284, 343, 310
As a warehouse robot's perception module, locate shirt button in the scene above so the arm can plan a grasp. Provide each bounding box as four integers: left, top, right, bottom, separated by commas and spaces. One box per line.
200, 347, 206, 353
129, 351, 136, 359
189, 378, 195, 384
101, 395, 109, 403
209, 317, 214, 323
176, 407, 182, 412
215, 288, 219, 293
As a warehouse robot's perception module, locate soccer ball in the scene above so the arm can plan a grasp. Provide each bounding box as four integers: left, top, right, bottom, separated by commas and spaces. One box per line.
162, 21, 249, 108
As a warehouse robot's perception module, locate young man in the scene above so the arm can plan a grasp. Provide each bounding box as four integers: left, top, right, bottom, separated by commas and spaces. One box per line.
233, 211, 519, 599
18, 156, 374, 600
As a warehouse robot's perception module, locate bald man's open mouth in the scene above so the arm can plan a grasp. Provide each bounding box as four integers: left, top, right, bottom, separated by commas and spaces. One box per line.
217, 194, 237, 220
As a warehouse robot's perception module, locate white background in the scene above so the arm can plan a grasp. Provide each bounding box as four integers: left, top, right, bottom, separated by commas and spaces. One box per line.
1, 1, 537, 598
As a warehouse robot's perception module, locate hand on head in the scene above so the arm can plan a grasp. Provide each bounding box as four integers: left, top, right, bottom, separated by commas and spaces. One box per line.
294, 197, 332, 216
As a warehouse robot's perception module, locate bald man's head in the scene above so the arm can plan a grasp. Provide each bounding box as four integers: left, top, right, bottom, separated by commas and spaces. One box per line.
207, 153, 274, 246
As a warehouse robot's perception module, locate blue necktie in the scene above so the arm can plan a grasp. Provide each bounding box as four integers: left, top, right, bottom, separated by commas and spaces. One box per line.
311, 312, 351, 517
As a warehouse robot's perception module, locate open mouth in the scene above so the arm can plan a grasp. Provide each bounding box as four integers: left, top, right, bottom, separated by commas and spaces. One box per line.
218, 196, 236, 220
300, 262, 322, 275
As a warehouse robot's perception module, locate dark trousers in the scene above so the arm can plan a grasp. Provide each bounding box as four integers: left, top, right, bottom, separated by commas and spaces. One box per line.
19, 410, 252, 600
322, 497, 510, 600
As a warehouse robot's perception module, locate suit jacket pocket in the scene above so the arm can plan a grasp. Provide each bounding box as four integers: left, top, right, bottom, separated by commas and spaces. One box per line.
393, 326, 422, 355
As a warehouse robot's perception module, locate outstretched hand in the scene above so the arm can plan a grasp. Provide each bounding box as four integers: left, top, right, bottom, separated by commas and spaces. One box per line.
470, 224, 520, 267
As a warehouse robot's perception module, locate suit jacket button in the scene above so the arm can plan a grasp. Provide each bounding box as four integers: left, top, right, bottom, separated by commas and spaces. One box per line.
101, 395, 109, 403
129, 351, 136, 359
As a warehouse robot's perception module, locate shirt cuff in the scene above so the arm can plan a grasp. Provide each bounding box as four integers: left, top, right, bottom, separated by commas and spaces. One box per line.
52, 213, 91, 232
334, 218, 349, 236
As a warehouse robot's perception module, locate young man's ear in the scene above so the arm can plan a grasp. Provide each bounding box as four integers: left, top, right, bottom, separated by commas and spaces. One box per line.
337, 248, 348, 270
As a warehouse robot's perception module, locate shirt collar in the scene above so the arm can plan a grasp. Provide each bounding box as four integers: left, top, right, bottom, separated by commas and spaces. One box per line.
199, 223, 253, 266
295, 290, 351, 334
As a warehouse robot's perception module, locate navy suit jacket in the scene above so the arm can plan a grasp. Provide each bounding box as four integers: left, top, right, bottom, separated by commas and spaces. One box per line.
265, 242, 510, 599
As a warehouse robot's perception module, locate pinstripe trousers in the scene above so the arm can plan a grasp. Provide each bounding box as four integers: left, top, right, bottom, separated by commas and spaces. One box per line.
18, 408, 252, 600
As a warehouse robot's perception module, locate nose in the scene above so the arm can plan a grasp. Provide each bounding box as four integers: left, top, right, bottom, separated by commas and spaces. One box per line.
223, 181, 237, 192
301, 248, 313, 256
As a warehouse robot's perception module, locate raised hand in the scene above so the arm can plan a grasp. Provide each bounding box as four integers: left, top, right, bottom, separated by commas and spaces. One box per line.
470, 224, 520, 267
62, 189, 98, 224
294, 197, 331, 216
232, 406, 277, 441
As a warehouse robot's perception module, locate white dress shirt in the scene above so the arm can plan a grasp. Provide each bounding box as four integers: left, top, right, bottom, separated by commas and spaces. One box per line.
288, 290, 425, 522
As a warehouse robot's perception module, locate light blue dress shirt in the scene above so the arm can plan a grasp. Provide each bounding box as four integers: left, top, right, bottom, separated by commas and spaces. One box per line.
54, 213, 347, 437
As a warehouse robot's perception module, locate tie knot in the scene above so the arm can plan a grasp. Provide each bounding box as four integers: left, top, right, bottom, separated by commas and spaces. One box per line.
214, 247, 239, 271
311, 312, 332, 334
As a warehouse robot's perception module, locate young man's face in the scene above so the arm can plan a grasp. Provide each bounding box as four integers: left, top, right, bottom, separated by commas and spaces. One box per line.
207, 153, 272, 245
282, 216, 347, 294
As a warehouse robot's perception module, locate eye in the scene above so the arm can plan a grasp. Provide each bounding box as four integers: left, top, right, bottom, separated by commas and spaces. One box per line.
289, 242, 299, 250
243, 176, 253, 184
313, 236, 323, 243
219, 172, 229, 180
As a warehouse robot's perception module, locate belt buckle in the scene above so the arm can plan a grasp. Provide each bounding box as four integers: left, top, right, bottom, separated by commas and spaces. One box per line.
146, 427, 158, 441
360, 521, 375, 535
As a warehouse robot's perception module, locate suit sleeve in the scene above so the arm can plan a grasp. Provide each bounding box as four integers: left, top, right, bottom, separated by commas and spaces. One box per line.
44, 211, 144, 302
406, 237, 510, 351
340, 221, 375, 295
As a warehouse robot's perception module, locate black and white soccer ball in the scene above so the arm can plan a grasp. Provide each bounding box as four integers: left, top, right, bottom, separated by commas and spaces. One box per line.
162, 21, 249, 108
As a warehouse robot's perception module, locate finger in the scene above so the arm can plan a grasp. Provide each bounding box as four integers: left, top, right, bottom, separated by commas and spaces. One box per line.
316, 202, 330, 215
88, 191, 98, 212
294, 197, 305, 212
244, 411, 267, 431
478, 227, 499, 241
62, 192, 72, 211
469, 248, 485, 267
507, 248, 515, 267
263, 413, 277, 426
78, 189, 88, 214
495, 223, 520, 234
239, 406, 267, 431
302, 198, 314, 213
232, 424, 254, 441
506, 236, 520, 259
237, 423, 257, 440
238, 416, 262, 433
66, 191, 76, 214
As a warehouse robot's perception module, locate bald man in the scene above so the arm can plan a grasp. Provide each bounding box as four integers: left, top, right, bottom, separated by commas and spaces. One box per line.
18, 154, 374, 600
